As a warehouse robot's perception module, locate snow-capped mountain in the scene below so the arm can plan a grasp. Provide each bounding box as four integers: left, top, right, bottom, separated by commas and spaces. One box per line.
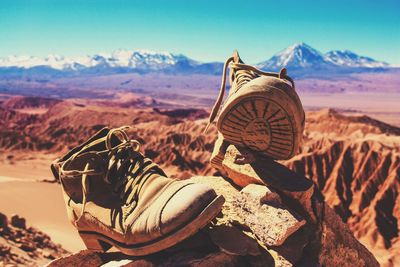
0, 44, 391, 78
0, 49, 199, 71
325, 50, 389, 68
257, 42, 389, 74
257, 42, 335, 70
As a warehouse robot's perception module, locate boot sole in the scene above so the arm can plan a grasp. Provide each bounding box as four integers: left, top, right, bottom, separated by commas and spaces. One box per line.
78, 194, 225, 256
217, 93, 297, 159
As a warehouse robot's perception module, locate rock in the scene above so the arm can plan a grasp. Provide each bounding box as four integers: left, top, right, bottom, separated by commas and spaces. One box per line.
11, 214, 26, 229
46, 250, 104, 267
208, 225, 261, 256
222, 145, 317, 223
0, 244, 11, 254
317, 205, 380, 267
19, 242, 36, 252
210, 133, 228, 172
190, 176, 306, 247
270, 227, 310, 264
33, 235, 45, 243
155, 251, 244, 267
0, 213, 69, 266
43, 251, 56, 259
0, 212, 8, 230
219, 144, 379, 267
241, 184, 282, 206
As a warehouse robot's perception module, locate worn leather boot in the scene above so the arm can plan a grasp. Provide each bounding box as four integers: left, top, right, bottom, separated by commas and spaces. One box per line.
51, 127, 224, 256
207, 51, 305, 161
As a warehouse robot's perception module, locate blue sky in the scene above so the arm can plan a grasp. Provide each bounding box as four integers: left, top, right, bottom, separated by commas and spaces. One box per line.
1, 0, 399, 64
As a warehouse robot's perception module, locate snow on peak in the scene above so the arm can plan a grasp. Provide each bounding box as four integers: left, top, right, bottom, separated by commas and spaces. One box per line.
325, 50, 389, 68
258, 42, 331, 70
0, 45, 390, 72
0, 49, 191, 70
257, 43, 390, 70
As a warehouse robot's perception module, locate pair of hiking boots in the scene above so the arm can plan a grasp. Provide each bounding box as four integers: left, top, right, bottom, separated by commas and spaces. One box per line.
51, 51, 304, 256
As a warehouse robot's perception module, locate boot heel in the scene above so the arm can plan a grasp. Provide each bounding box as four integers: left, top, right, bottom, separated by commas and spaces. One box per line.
79, 232, 112, 252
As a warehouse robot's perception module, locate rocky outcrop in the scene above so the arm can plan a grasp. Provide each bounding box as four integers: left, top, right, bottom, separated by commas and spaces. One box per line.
220, 146, 380, 266
0, 213, 68, 266
48, 148, 378, 267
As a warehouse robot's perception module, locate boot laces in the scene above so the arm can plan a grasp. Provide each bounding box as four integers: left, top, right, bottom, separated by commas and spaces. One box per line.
79, 127, 165, 217
204, 51, 294, 133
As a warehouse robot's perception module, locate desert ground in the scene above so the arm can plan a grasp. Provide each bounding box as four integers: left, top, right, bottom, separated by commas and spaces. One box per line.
0, 153, 85, 252
0, 177, 85, 252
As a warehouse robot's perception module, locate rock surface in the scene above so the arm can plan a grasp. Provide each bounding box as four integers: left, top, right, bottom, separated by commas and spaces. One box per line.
219, 145, 380, 267
10, 214, 26, 229
48, 169, 378, 267
0, 212, 68, 266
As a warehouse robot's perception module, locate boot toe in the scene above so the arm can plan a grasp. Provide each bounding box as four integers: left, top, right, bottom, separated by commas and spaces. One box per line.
159, 183, 217, 235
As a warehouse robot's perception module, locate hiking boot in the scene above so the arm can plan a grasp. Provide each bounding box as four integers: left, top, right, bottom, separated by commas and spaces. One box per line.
51, 127, 224, 256
206, 51, 305, 161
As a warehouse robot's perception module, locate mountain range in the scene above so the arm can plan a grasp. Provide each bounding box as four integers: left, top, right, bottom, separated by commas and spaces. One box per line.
0, 43, 392, 77
257, 43, 389, 71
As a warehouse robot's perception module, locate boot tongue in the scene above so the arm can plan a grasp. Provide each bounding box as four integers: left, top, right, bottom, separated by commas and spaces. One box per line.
58, 127, 129, 203
59, 134, 120, 202
60, 153, 102, 202
109, 134, 124, 148
50, 127, 110, 181
232, 50, 244, 64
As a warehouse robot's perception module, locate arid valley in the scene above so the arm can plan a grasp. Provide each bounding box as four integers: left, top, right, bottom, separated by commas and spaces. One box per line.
1, 68, 400, 266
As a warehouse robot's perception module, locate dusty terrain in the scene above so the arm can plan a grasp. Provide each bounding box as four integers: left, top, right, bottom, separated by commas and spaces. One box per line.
0, 95, 399, 266
2, 69, 400, 126
0, 213, 68, 266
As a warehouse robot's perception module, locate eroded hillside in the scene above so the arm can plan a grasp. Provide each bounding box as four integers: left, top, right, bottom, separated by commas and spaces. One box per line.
0, 96, 399, 266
